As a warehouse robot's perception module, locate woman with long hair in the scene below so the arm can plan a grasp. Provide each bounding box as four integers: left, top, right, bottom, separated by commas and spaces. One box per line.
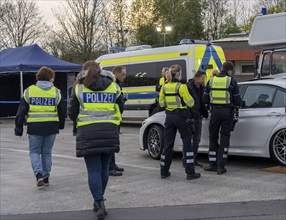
68, 61, 124, 219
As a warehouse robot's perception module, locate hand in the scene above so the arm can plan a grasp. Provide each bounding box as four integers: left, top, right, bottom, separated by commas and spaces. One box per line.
14, 127, 23, 137
202, 109, 209, 119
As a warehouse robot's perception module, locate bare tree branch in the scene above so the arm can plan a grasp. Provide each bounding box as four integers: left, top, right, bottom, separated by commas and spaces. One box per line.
0, 0, 46, 49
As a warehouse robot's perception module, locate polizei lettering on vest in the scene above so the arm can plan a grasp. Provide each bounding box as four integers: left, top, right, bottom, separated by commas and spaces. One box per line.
29, 98, 56, 106
83, 92, 116, 103
213, 81, 226, 87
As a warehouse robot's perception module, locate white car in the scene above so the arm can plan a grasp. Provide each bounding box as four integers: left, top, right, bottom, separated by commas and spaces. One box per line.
139, 78, 286, 166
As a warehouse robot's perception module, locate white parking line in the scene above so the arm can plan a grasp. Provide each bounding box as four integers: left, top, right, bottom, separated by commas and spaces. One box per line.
1, 147, 158, 171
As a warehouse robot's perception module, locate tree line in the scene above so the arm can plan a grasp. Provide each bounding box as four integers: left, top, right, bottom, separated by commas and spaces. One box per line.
0, 0, 285, 63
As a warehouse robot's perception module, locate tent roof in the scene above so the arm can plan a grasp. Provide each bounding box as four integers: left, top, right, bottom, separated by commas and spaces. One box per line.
0, 44, 82, 73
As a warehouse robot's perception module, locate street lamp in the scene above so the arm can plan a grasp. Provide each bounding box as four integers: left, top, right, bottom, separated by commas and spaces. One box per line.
118, 29, 128, 47
156, 25, 172, 46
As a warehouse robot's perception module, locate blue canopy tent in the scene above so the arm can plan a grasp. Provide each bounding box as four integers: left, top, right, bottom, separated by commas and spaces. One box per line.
0, 44, 82, 116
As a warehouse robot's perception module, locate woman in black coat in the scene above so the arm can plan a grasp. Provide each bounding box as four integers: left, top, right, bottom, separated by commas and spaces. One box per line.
68, 61, 124, 220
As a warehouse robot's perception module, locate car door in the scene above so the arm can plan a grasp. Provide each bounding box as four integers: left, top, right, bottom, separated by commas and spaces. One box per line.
230, 84, 284, 154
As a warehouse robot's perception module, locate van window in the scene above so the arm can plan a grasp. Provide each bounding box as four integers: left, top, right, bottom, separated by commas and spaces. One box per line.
103, 60, 187, 87
272, 51, 286, 75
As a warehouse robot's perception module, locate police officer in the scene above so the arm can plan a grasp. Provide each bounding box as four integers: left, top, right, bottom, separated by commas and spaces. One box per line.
14, 67, 65, 187
203, 62, 242, 175
68, 61, 124, 219
156, 67, 169, 92
159, 64, 201, 180
186, 71, 209, 167
109, 65, 127, 176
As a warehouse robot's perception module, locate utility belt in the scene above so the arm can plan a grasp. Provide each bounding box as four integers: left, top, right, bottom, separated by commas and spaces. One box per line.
165, 108, 193, 119
211, 105, 233, 109
165, 109, 181, 114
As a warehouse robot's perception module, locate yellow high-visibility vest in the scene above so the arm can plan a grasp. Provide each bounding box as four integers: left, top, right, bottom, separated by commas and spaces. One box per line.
159, 82, 194, 111
159, 77, 167, 86
24, 85, 61, 123
75, 82, 122, 127
209, 76, 231, 104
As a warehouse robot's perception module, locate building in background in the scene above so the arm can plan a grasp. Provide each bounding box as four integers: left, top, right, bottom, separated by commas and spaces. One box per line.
214, 33, 261, 82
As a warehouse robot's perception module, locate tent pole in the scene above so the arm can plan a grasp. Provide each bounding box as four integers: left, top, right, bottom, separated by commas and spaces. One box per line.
20, 71, 23, 98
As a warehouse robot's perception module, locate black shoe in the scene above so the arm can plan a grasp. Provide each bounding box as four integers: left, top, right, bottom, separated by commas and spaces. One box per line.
109, 170, 122, 176
217, 168, 227, 175
204, 165, 217, 172
95, 200, 107, 219
186, 173, 201, 180
195, 161, 203, 168
36, 173, 44, 187
43, 177, 49, 186
161, 171, 171, 179
115, 166, 124, 172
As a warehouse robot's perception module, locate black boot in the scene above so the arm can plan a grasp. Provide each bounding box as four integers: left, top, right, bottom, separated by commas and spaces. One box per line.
96, 200, 107, 220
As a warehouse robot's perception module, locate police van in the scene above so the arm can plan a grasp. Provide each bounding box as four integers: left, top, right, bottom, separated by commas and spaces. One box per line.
96, 40, 225, 120
248, 12, 286, 79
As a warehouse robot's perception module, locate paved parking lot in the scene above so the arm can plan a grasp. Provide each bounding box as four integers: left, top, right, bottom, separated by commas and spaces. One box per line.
1, 119, 285, 219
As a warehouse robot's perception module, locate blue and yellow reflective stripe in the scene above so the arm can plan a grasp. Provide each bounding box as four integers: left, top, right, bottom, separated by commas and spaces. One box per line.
126, 92, 157, 100
122, 87, 155, 93
100, 51, 193, 66
122, 86, 158, 104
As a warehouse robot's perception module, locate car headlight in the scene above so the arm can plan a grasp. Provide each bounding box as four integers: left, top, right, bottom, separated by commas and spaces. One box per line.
142, 120, 147, 126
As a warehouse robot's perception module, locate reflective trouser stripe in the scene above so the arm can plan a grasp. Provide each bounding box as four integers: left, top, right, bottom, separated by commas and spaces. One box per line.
223, 148, 229, 159
209, 150, 217, 161
185, 152, 194, 164
209, 151, 216, 156
161, 154, 166, 166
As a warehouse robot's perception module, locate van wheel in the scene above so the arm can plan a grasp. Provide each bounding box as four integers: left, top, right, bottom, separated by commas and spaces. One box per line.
269, 128, 286, 166
146, 125, 164, 160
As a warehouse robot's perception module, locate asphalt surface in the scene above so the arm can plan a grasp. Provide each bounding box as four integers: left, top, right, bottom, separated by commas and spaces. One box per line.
1, 119, 285, 220
1, 200, 285, 220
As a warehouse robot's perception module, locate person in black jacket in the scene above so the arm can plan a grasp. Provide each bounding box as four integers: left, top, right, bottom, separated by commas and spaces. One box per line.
14, 67, 65, 187
68, 61, 124, 220
186, 71, 209, 168
109, 65, 127, 176
203, 62, 242, 175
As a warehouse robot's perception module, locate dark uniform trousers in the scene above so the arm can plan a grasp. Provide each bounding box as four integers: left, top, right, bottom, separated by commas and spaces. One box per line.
208, 107, 233, 169
192, 117, 202, 161
160, 111, 195, 175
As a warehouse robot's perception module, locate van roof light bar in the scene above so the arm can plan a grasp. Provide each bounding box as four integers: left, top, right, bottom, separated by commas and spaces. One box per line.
179, 39, 212, 46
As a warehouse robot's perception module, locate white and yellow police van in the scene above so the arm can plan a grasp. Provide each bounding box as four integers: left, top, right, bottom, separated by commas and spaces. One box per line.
96, 40, 225, 120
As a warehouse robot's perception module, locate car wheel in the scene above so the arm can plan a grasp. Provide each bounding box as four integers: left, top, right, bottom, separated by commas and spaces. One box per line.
146, 125, 164, 160
270, 128, 286, 166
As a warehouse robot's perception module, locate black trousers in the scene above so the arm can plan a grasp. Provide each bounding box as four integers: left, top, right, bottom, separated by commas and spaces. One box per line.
160, 112, 195, 175
208, 107, 233, 169
109, 125, 121, 171
192, 117, 202, 161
